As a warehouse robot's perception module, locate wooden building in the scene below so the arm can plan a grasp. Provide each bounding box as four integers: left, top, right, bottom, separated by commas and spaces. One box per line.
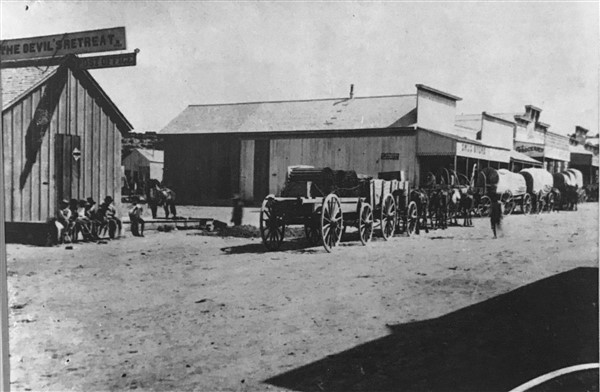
1, 57, 133, 243
161, 84, 512, 205
454, 112, 542, 174
569, 126, 599, 186
494, 105, 570, 174
122, 148, 163, 194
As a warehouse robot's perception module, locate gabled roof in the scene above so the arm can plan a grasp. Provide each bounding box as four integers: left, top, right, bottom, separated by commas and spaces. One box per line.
160, 94, 418, 135
2, 65, 59, 108
136, 148, 164, 163
2, 57, 133, 134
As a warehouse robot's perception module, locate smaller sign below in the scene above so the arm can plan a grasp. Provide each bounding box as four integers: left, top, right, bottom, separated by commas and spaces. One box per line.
381, 153, 400, 160
72, 147, 81, 162
77, 51, 137, 70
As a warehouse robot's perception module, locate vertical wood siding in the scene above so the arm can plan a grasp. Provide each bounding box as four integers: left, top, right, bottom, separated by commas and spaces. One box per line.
2, 67, 124, 223
267, 133, 417, 197
239, 139, 255, 200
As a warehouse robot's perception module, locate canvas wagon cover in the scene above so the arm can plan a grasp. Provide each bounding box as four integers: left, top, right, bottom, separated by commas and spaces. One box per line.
566, 169, 583, 188
520, 168, 553, 195
496, 169, 526, 196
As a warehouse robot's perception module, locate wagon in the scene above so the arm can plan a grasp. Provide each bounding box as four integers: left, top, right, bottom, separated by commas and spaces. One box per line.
553, 168, 584, 209
520, 168, 554, 213
477, 168, 531, 215
259, 167, 416, 252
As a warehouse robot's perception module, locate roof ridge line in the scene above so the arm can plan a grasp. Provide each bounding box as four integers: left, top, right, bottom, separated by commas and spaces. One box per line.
187, 93, 417, 107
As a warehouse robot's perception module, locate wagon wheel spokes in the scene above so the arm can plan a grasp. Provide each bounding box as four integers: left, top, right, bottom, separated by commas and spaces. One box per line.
546, 193, 555, 212
522, 193, 532, 215
260, 196, 285, 251
358, 202, 373, 245
535, 193, 544, 214
502, 191, 514, 215
304, 209, 322, 246
406, 201, 418, 237
479, 196, 491, 217
380, 193, 397, 240
321, 194, 343, 252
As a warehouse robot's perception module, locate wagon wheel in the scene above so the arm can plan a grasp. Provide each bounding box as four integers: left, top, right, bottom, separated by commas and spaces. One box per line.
501, 191, 514, 215
546, 192, 555, 212
522, 193, 532, 215
321, 194, 343, 252
260, 196, 285, 251
358, 202, 373, 245
535, 193, 544, 214
304, 208, 322, 246
380, 193, 397, 240
406, 201, 418, 237
478, 195, 492, 217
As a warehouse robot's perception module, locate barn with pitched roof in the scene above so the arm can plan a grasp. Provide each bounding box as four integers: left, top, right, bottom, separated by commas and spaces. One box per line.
160, 84, 516, 205
1, 57, 133, 243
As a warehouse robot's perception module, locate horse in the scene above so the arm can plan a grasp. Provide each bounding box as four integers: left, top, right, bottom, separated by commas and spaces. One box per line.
548, 188, 561, 212
409, 189, 429, 234
146, 179, 177, 219
448, 188, 462, 226
564, 186, 578, 211
429, 188, 449, 230
459, 189, 474, 227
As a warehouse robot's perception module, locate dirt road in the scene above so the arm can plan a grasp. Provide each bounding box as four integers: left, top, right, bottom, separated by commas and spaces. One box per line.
6, 203, 599, 391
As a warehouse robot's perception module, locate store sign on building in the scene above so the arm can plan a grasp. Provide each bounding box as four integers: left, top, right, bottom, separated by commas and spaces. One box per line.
514, 141, 544, 158
77, 51, 137, 69
456, 142, 510, 163
381, 153, 400, 160
0, 27, 126, 62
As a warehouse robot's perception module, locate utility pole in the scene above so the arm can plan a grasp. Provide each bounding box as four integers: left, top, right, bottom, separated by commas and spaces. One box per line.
0, 64, 12, 392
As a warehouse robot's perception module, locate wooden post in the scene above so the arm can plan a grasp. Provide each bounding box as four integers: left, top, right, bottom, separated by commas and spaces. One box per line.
0, 65, 11, 391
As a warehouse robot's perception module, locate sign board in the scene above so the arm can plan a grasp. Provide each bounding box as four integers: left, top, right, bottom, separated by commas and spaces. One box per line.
514, 140, 545, 158
72, 147, 81, 162
456, 141, 510, 163
77, 51, 137, 70
381, 153, 400, 160
1, 27, 126, 62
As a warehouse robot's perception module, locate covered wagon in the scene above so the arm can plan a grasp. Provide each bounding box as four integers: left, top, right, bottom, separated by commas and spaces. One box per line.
553, 168, 585, 209
477, 168, 531, 215
520, 168, 554, 213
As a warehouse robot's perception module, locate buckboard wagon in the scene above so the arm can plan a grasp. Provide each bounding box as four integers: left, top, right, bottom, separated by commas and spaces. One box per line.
259, 167, 418, 252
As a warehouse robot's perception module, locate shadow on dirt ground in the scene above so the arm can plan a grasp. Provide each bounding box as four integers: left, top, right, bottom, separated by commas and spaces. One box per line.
265, 267, 599, 392
220, 232, 375, 255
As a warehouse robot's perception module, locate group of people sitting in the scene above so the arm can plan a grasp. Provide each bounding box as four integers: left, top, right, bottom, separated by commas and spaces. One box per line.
52, 196, 122, 244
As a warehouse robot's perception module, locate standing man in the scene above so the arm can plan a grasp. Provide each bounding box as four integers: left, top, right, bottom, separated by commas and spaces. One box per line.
490, 190, 503, 239
128, 196, 145, 237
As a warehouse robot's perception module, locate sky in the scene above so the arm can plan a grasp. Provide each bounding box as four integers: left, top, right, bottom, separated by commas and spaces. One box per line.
1, 1, 599, 136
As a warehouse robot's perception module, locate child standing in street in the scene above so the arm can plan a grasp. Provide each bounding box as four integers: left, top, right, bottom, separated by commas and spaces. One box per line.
231, 194, 244, 226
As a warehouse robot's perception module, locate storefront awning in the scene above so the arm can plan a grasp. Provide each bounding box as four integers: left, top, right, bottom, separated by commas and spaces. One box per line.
417, 128, 511, 163
510, 150, 542, 166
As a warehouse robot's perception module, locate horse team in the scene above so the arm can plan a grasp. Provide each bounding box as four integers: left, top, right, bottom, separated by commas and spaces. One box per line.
399, 167, 587, 234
